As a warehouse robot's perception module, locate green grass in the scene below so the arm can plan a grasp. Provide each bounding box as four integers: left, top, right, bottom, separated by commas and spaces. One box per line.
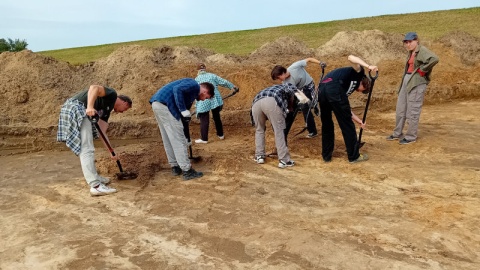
39, 7, 479, 65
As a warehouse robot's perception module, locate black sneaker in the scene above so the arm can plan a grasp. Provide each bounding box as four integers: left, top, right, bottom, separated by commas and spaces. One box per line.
182, 168, 203, 181
399, 138, 416, 145
386, 135, 399, 141
171, 166, 182, 176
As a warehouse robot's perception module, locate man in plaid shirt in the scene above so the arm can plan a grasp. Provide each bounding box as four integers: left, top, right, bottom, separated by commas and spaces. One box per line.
251, 83, 297, 168
194, 63, 238, 144
57, 85, 132, 196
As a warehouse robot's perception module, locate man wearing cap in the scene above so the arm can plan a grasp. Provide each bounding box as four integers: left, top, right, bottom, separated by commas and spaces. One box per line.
386, 32, 439, 145
194, 63, 238, 144
318, 55, 377, 163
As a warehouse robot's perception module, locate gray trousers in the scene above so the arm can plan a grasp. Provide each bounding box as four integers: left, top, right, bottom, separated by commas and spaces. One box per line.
152, 102, 191, 171
252, 97, 291, 162
393, 73, 427, 141
79, 117, 101, 187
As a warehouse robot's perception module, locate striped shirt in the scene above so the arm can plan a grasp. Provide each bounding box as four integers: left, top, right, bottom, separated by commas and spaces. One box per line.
195, 71, 234, 114
252, 84, 297, 117
57, 99, 98, 156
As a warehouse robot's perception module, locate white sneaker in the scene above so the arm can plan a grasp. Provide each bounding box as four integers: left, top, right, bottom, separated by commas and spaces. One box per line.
97, 175, 110, 184
195, 139, 208, 144
218, 135, 225, 140
254, 156, 265, 164
90, 184, 117, 196
278, 160, 295, 168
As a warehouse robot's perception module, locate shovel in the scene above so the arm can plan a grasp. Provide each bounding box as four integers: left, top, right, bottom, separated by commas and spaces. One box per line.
182, 118, 201, 162
89, 115, 138, 180
357, 70, 379, 150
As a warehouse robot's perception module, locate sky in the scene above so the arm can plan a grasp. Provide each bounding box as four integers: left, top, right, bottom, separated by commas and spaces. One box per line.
1, 0, 478, 52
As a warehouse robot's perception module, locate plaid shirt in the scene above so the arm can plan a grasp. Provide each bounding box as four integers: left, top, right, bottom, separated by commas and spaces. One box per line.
149, 78, 199, 120
57, 99, 98, 156
252, 84, 297, 117
194, 71, 234, 114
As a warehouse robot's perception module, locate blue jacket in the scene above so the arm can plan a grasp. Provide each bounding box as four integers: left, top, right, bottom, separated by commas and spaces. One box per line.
150, 78, 199, 120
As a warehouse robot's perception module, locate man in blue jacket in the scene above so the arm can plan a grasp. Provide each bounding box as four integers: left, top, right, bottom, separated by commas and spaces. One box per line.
150, 78, 214, 180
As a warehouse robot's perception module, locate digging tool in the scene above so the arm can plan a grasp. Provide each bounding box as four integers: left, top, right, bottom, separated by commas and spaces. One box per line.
88, 115, 138, 180
292, 63, 326, 137
357, 70, 379, 150
182, 118, 201, 162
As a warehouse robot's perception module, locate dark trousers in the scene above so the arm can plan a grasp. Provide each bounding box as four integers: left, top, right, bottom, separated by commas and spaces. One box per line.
319, 83, 359, 162
301, 82, 318, 134
198, 105, 223, 141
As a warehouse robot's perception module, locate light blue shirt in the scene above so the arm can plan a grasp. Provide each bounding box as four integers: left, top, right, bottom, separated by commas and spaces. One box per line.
194, 71, 234, 114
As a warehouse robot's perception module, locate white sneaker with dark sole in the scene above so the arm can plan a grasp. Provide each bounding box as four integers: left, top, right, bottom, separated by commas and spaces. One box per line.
278, 160, 295, 168
254, 156, 265, 164
90, 184, 117, 196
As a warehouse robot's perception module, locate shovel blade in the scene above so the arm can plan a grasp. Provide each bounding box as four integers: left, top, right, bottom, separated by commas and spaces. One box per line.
358, 141, 366, 149
116, 171, 138, 180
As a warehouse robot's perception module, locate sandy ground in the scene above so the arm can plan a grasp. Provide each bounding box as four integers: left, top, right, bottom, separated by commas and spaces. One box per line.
1, 100, 479, 269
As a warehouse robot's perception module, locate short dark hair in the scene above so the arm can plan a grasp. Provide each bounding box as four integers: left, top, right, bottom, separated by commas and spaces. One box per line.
271, 65, 287, 80
118, 95, 133, 107
200, 82, 215, 97
360, 76, 371, 94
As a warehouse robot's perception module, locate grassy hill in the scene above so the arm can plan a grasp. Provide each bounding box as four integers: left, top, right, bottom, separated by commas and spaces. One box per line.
39, 7, 479, 65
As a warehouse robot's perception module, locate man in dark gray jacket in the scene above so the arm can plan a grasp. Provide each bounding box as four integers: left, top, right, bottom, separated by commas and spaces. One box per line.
387, 32, 439, 144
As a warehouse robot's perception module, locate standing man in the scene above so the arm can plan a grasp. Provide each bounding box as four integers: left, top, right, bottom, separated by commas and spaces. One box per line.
251, 83, 297, 168
150, 78, 214, 180
386, 32, 439, 144
319, 55, 377, 163
194, 63, 238, 144
271, 58, 325, 138
57, 85, 132, 196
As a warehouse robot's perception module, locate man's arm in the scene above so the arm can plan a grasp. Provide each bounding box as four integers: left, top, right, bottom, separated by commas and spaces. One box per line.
86, 85, 106, 116
347, 55, 378, 73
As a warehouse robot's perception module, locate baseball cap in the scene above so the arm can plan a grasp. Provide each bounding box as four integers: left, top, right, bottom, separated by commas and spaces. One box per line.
197, 63, 206, 70
403, 32, 418, 41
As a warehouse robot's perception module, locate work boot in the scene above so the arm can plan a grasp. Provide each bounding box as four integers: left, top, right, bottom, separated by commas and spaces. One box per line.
182, 168, 203, 181
171, 166, 182, 176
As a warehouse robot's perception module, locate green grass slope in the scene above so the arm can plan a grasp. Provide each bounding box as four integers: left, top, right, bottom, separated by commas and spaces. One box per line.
39, 7, 479, 65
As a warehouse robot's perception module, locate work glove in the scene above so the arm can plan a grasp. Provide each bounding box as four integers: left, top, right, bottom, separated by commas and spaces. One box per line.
320, 62, 327, 68
181, 110, 192, 123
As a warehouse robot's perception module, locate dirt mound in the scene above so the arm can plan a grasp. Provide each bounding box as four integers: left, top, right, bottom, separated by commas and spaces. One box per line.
1, 31, 480, 149
0, 50, 81, 126
248, 36, 314, 64
316, 29, 404, 64
437, 31, 480, 66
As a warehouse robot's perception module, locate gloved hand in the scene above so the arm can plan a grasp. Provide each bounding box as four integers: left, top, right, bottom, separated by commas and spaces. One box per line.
320, 62, 327, 68
181, 110, 192, 123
